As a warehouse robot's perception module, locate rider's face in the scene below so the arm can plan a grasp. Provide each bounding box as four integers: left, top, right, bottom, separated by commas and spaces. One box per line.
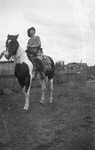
30, 29, 35, 37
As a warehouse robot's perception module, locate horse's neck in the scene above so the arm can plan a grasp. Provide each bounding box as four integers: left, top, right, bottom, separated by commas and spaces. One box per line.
14, 45, 27, 64
16, 46, 24, 57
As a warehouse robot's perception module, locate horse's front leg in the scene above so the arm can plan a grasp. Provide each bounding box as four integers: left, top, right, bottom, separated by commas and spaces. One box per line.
22, 86, 30, 110
24, 90, 30, 110
39, 79, 46, 104
22, 76, 32, 110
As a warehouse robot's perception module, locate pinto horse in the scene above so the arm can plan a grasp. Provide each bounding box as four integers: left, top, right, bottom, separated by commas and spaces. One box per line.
4, 34, 55, 110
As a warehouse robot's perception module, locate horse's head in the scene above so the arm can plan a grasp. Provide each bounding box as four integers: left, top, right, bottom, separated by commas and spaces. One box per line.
5, 34, 19, 60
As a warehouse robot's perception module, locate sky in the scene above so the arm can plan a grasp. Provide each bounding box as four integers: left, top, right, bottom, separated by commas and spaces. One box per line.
0, 0, 95, 66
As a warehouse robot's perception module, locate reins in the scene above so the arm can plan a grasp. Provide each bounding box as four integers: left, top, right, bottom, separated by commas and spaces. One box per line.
0, 50, 6, 60
17, 49, 26, 59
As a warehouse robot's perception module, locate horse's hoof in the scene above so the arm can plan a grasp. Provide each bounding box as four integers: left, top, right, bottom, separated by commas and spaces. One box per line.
39, 101, 46, 107
39, 101, 44, 104
39, 99, 45, 104
23, 106, 29, 111
39, 102, 46, 107
49, 99, 53, 104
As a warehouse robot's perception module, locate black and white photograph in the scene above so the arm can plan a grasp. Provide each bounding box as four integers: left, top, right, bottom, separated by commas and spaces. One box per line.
0, 0, 95, 149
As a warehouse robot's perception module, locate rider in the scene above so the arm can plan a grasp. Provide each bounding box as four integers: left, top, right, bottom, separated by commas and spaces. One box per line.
26, 27, 45, 79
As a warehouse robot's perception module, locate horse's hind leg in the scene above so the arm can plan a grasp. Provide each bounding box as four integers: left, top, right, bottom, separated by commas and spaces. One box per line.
39, 79, 46, 104
48, 78, 53, 103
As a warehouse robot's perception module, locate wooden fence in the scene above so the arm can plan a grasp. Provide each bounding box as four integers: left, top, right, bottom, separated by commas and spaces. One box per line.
55, 69, 87, 86
0, 61, 87, 90
0, 61, 19, 90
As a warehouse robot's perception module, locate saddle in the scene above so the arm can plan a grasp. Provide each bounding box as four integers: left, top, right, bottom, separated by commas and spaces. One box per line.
40, 55, 51, 71
27, 52, 51, 72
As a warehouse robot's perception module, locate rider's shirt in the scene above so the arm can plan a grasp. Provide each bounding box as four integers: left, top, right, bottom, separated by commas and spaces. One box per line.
27, 36, 41, 48
27, 35, 41, 56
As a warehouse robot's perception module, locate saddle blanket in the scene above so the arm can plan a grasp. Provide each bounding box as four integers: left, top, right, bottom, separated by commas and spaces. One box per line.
37, 55, 51, 70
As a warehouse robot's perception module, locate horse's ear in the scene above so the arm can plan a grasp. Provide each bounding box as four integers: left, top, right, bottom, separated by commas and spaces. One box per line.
16, 34, 19, 39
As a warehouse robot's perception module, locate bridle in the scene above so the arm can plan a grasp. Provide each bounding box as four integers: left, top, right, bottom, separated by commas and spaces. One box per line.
5, 38, 19, 59
5, 38, 27, 61
17, 50, 26, 59
5, 40, 12, 60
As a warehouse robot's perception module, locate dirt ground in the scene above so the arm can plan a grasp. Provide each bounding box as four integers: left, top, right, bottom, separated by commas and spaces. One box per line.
0, 82, 95, 150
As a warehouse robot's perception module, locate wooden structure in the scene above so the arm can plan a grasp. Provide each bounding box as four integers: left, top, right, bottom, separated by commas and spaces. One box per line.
55, 62, 87, 85
0, 61, 19, 90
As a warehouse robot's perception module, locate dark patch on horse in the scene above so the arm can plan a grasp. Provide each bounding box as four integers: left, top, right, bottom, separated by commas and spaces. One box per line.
14, 63, 30, 92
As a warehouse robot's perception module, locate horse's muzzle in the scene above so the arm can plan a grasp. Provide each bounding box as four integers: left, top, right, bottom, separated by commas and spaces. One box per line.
5, 52, 11, 60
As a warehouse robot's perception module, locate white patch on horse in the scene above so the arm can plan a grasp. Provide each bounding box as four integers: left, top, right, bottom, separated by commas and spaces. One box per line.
8, 39, 12, 43
13, 45, 33, 110
14, 45, 33, 79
